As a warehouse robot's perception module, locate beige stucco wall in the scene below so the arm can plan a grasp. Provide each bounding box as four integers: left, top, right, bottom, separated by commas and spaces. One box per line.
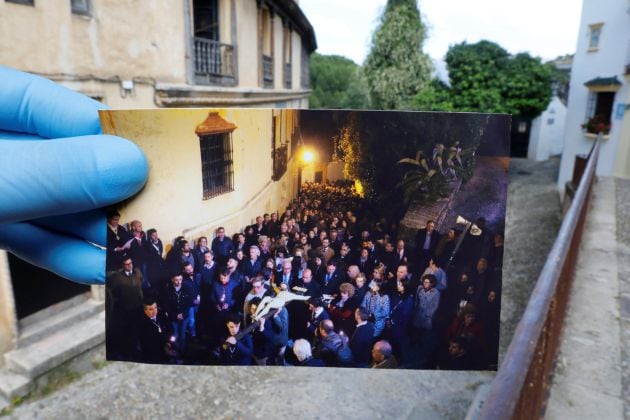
100, 108, 300, 246
0, 0, 187, 82
1, 0, 310, 108
236, 1, 260, 88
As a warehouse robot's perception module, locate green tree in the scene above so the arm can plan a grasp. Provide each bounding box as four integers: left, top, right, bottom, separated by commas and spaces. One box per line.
309, 53, 369, 109
413, 40, 552, 117
413, 79, 454, 111
364, 0, 432, 109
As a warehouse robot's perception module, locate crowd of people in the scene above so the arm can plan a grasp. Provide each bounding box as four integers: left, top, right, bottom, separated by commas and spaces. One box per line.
106, 181, 503, 370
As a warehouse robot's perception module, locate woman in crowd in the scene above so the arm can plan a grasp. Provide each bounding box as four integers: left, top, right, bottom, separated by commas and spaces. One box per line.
362, 279, 390, 338
388, 278, 414, 366
328, 282, 358, 336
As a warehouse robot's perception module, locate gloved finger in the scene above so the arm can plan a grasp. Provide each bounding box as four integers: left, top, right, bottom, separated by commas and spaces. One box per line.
0, 134, 148, 224
0, 66, 106, 138
0, 222, 105, 285
0, 129, 46, 141
32, 208, 107, 247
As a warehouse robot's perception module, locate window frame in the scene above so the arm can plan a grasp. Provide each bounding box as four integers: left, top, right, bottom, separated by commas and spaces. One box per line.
70, 0, 90, 16
587, 23, 603, 52
199, 132, 234, 200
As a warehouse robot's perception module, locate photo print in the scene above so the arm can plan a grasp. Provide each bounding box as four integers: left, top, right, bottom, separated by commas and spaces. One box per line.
101, 108, 510, 370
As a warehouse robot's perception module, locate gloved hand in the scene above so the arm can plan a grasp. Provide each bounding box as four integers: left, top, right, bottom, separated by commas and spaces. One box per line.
0, 66, 148, 284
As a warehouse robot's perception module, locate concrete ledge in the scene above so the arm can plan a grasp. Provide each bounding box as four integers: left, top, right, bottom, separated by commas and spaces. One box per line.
18, 299, 103, 348
4, 312, 105, 379
546, 177, 623, 419
0, 371, 30, 400
18, 293, 90, 330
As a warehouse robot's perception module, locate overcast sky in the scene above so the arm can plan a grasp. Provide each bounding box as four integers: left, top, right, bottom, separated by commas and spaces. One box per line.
299, 0, 583, 65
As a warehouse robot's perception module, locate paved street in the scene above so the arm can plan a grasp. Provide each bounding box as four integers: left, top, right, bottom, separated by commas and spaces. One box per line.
546, 177, 630, 419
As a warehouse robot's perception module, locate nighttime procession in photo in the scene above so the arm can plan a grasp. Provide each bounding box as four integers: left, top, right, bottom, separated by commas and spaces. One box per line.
103, 108, 509, 370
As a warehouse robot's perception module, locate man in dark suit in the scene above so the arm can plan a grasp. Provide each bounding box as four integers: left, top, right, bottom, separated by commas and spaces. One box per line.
350, 307, 375, 367
322, 260, 343, 295
307, 297, 330, 341
106, 210, 131, 271
393, 239, 411, 272
355, 247, 375, 275
144, 228, 165, 291
250, 216, 265, 239
335, 243, 354, 273
182, 262, 201, 339
415, 220, 441, 270
106, 257, 144, 360
198, 250, 218, 339
137, 296, 172, 364
275, 259, 298, 291
293, 268, 322, 299
192, 236, 210, 273
211, 226, 234, 266
240, 245, 262, 281
219, 313, 254, 365
161, 274, 194, 353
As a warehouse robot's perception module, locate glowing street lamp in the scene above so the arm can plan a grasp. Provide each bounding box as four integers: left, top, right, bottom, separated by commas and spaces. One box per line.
301, 149, 315, 164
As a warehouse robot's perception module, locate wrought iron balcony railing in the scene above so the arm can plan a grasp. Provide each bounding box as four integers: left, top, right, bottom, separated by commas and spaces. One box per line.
284, 63, 292, 89
193, 37, 236, 86
263, 54, 273, 88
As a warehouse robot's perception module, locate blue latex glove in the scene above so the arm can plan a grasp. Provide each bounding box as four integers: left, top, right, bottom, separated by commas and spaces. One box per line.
0, 66, 148, 284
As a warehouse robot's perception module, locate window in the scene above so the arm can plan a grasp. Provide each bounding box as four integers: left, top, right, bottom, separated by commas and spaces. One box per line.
259, 5, 274, 87
283, 24, 292, 89
195, 113, 236, 199
71, 0, 90, 15
193, 0, 219, 41
300, 41, 310, 88
588, 23, 603, 51
583, 91, 615, 133
6, 0, 34, 5
192, 0, 236, 86
583, 76, 620, 134
547, 118, 555, 125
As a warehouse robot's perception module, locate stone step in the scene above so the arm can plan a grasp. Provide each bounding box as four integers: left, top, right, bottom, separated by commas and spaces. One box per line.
18, 292, 91, 330
4, 311, 105, 379
0, 394, 9, 413
0, 370, 30, 401
17, 299, 104, 348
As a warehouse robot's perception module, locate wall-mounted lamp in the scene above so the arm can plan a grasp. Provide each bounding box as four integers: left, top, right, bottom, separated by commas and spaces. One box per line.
120, 79, 135, 98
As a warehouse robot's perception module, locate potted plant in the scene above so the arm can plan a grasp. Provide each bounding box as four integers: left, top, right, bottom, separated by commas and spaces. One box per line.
581, 114, 611, 134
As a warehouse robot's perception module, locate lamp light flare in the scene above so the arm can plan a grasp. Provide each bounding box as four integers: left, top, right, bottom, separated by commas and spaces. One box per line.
302, 150, 315, 164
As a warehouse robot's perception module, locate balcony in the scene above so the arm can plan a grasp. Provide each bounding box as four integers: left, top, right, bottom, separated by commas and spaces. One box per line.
263, 55, 273, 88
193, 37, 236, 86
272, 144, 288, 181
284, 63, 292, 89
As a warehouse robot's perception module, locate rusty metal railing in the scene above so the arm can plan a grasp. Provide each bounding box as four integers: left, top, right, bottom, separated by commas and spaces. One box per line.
478, 137, 602, 419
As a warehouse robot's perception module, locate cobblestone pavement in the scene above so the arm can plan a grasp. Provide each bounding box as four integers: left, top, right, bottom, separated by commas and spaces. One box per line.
7, 158, 563, 420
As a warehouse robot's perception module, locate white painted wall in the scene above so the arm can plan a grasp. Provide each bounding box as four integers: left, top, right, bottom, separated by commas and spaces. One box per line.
557, 0, 630, 195
528, 95, 568, 160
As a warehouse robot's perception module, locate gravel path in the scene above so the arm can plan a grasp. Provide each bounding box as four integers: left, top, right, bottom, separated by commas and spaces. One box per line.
7, 158, 563, 420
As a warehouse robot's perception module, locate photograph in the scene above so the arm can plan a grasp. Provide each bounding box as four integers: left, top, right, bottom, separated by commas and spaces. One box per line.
102, 108, 510, 370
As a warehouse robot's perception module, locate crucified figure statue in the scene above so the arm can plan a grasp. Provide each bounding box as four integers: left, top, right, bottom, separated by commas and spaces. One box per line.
252, 290, 311, 321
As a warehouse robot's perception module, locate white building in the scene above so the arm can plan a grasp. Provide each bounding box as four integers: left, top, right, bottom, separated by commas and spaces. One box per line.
557, 0, 630, 196
528, 94, 568, 160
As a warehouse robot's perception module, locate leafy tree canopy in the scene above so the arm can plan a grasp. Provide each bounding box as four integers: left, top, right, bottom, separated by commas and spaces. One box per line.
309, 53, 369, 109
413, 40, 553, 117
364, 0, 432, 110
